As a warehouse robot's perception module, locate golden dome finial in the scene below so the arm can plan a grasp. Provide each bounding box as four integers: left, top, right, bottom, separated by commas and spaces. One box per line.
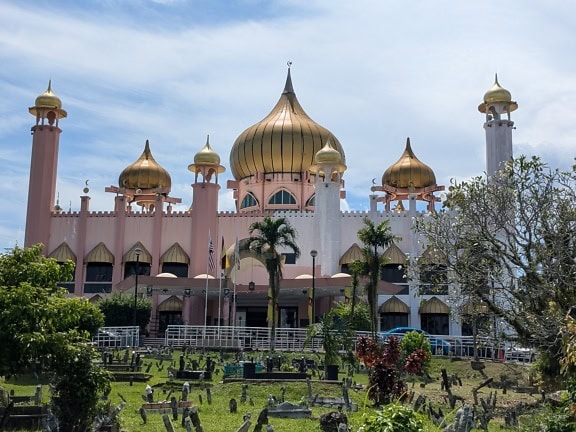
382, 137, 436, 189
283, 63, 295, 95
118, 140, 171, 192
30, 80, 67, 118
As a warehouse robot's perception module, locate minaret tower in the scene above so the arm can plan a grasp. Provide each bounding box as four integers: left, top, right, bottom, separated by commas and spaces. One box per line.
478, 74, 518, 177
188, 136, 225, 276
309, 141, 346, 276
25, 81, 67, 250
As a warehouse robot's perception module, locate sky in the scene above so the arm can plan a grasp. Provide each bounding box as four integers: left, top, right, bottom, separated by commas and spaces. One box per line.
1, 0, 575, 249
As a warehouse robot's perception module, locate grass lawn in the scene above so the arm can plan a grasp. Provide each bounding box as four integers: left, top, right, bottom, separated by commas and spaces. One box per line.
0, 349, 550, 431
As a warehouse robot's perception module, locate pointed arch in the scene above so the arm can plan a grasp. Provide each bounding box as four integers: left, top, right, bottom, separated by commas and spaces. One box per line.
124, 242, 151, 264
339, 243, 364, 265
379, 296, 409, 314
49, 242, 76, 263
85, 242, 114, 264
268, 189, 296, 205
418, 246, 447, 265
419, 297, 450, 314
89, 295, 102, 303
382, 243, 408, 265
158, 296, 183, 312
305, 194, 315, 207
161, 243, 189, 264
240, 192, 259, 209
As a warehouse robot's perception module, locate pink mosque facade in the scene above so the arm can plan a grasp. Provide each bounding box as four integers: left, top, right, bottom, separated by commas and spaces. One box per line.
24, 70, 517, 337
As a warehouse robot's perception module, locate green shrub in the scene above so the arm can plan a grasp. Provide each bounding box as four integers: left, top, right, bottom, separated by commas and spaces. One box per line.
401, 331, 431, 363
358, 403, 425, 432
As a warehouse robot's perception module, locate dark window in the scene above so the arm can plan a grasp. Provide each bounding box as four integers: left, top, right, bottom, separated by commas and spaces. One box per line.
281, 253, 296, 265
240, 193, 258, 209
380, 313, 409, 331
162, 262, 189, 277
268, 190, 296, 205
306, 195, 315, 207
57, 261, 75, 293
86, 262, 113, 281
381, 264, 406, 283
420, 313, 449, 335
124, 261, 151, 279
419, 264, 448, 295
85, 262, 113, 293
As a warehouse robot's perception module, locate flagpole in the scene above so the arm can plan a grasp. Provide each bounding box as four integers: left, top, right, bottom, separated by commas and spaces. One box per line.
204, 229, 211, 333
217, 270, 222, 331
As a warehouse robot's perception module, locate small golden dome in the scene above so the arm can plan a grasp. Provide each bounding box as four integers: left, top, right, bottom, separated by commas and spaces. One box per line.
119, 140, 171, 191
315, 140, 342, 164
478, 74, 517, 113
382, 138, 436, 189
188, 135, 225, 174
229, 68, 345, 180
484, 74, 512, 103
29, 80, 67, 118
195, 135, 220, 165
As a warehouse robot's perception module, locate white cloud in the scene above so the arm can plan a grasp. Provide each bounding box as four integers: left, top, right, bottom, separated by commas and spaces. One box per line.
1, 0, 575, 247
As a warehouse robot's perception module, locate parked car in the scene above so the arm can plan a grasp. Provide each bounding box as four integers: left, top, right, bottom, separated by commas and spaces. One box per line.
379, 326, 451, 355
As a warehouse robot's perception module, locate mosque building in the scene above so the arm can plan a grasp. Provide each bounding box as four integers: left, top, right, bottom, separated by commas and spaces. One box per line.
23, 69, 517, 337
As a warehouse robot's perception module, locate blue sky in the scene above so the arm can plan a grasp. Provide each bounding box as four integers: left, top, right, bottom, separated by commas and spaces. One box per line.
1, 0, 575, 249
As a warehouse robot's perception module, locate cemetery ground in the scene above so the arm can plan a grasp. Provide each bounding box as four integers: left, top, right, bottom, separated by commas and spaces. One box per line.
0, 348, 555, 432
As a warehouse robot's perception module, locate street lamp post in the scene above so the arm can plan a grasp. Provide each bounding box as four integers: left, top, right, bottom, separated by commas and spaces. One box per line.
132, 248, 142, 336
310, 250, 318, 323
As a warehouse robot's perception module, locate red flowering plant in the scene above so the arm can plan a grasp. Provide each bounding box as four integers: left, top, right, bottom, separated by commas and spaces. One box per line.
356, 335, 430, 405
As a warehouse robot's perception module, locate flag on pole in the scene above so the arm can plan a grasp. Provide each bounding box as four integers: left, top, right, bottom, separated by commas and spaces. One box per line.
208, 230, 215, 272
234, 237, 240, 270
221, 236, 228, 270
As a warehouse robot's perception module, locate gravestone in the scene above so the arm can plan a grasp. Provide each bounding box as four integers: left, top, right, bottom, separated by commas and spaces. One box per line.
206, 387, 212, 404
145, 385, 154, 403
170, 396, 178, 421
229, 398, 238, 413
162, 414, 175, 432
139, 407, 147, 424
182, 382, 190, 401
240, 384, 247, 403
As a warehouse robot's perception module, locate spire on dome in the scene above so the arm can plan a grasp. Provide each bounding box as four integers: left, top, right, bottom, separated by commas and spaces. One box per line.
283, 61, 295, 95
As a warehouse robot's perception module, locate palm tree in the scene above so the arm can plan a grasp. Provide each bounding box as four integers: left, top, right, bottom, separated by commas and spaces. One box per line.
247, 216, 300, 350
356, 217, 398, 337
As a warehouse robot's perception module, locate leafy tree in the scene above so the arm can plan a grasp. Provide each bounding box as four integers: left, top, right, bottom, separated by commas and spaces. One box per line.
305, 307, 355, 366
0, 245, 109, 431
415, 156, 576, 374
246, 216, 300, 350
356, 217, 398, 337
98, 292, 152, 330
330, 299, 371, 332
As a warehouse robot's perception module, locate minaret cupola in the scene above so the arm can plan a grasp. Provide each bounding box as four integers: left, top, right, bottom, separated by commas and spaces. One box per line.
188, 135, 225, 183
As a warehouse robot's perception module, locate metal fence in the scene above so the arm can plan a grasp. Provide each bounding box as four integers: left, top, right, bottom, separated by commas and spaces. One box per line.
92, 325, 535, 363
92, 326, 140, 348
160, 325, 535, 362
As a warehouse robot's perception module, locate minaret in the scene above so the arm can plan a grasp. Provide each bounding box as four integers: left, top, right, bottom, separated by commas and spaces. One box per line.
478, 74, 518, 177
187, 136, 225, 324
25, 81, 67, 250
309, 140, 346, 276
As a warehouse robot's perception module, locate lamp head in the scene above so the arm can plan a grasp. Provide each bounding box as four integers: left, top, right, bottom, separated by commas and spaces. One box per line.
310, 249, 318, 258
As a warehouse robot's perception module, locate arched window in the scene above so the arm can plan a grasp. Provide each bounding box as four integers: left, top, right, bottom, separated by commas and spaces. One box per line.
240, 193, 258, 209
268, 190, 296, 205
306, 194, 315, 207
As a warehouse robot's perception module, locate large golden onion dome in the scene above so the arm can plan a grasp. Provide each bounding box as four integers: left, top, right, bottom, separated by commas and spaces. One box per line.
478, 74, 517, 113
229, 68, 345, 180
119, 140, 171, 191
382, 138, 436, 189
29, 80, 67, 118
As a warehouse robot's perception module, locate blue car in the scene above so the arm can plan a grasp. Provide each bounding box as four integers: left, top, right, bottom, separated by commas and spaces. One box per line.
379, 327, 451, 355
